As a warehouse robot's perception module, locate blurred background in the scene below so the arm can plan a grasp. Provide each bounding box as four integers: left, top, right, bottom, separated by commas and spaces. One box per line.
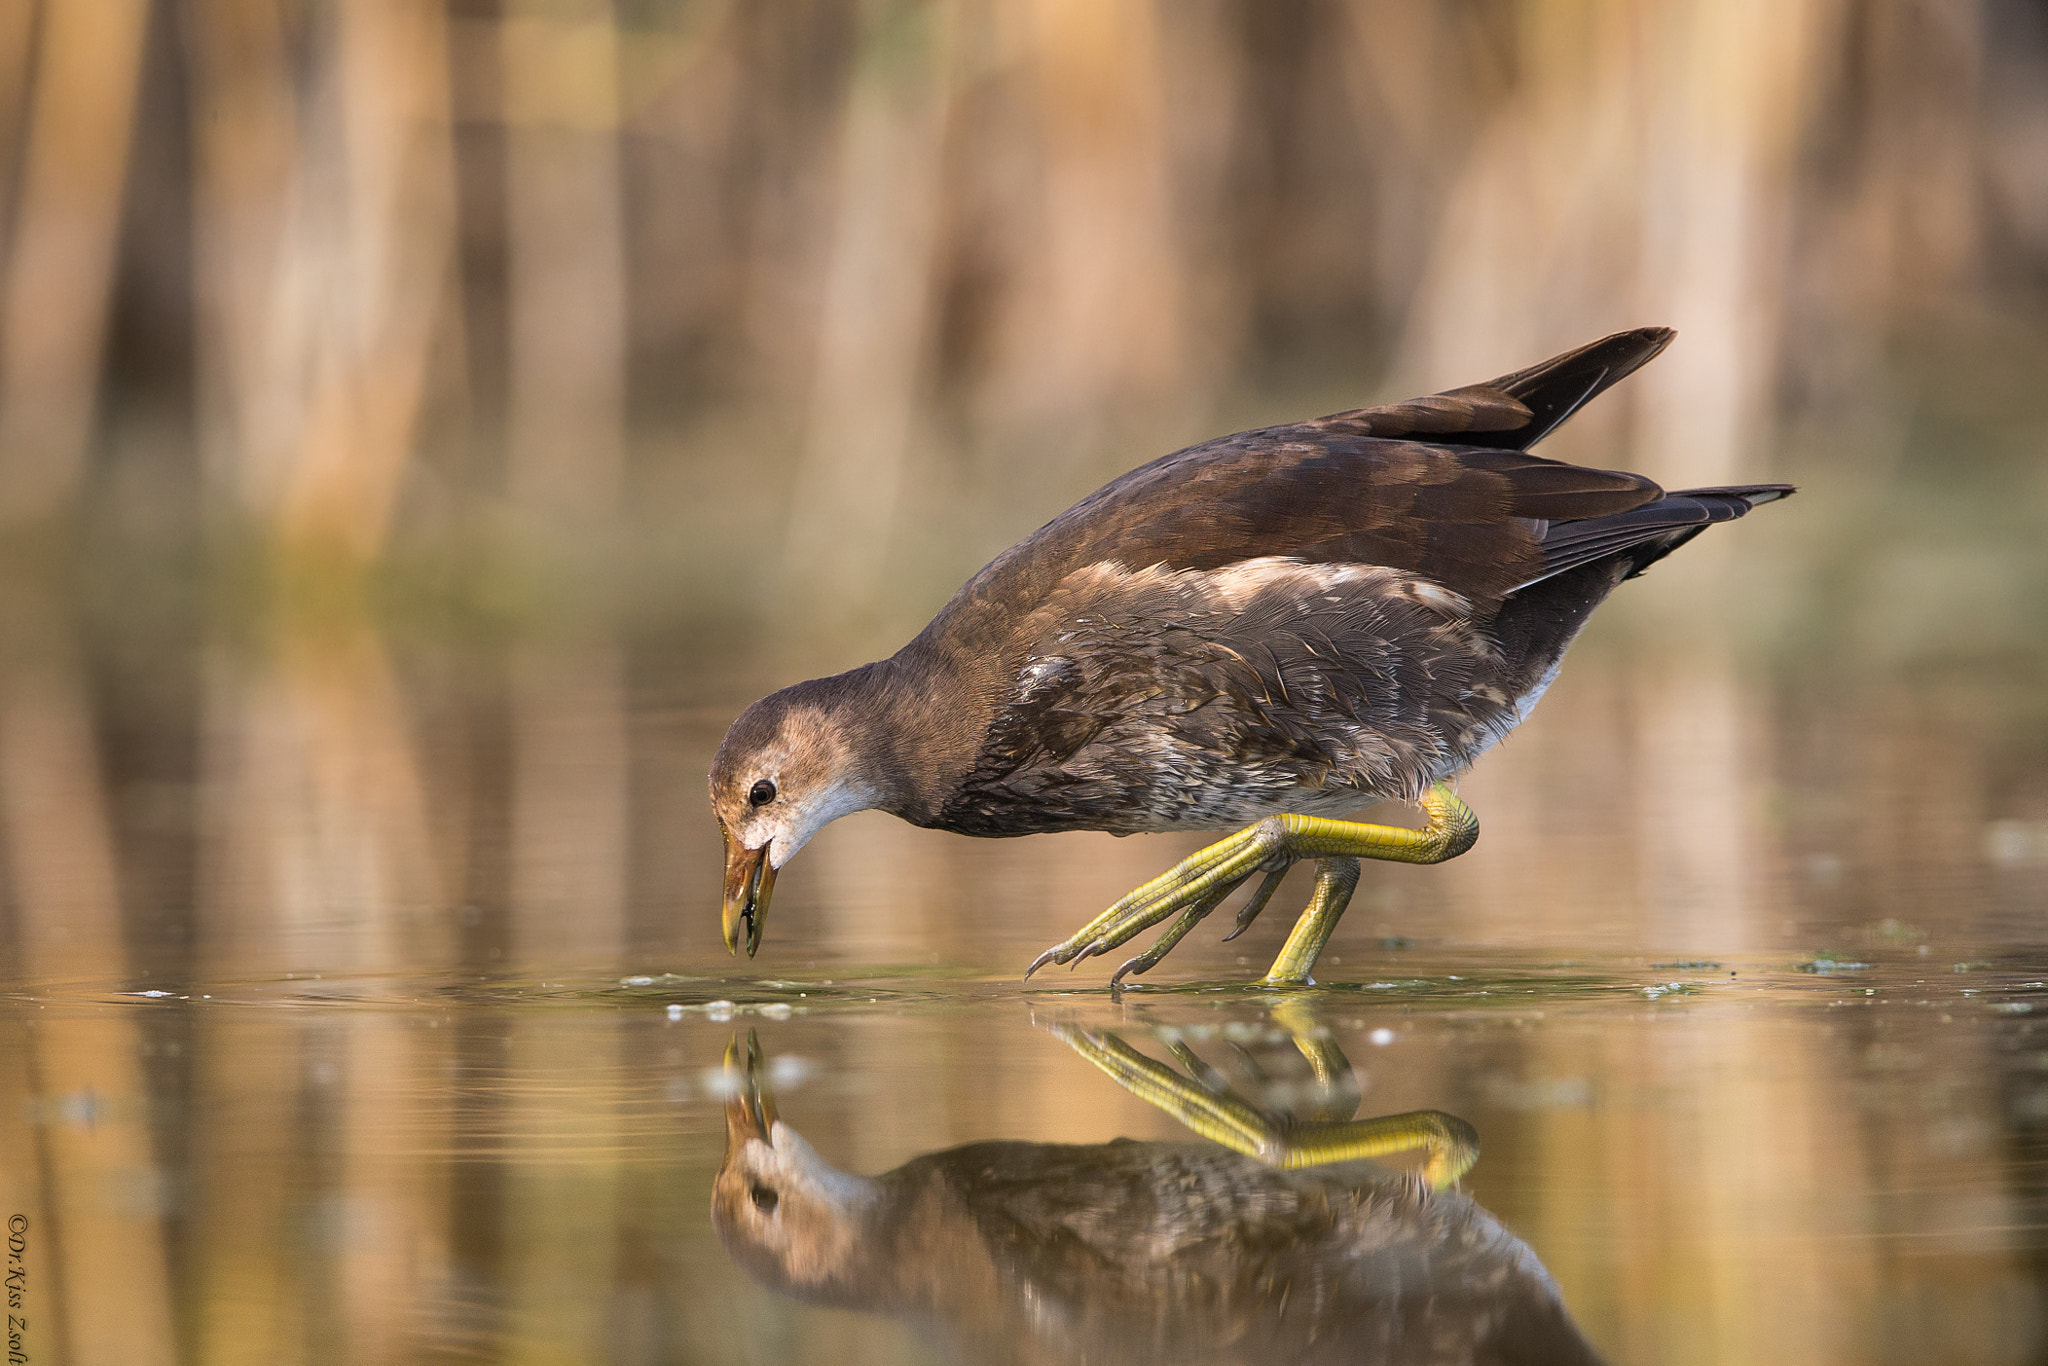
0, 0, 2039, 971
2, 1, 2048, 1362
4, 0, 2046, 618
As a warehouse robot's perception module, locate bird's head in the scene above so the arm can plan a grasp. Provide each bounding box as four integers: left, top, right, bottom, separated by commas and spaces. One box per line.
713, 1035, 882, 1304
709, 677, 883, 956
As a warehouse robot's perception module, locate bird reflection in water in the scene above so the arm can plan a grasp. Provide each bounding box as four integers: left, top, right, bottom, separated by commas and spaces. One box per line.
713, 1008, 1604, 1364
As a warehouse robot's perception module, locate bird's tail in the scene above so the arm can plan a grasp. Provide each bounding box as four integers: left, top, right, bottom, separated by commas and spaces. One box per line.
1517, 482, 1795, 591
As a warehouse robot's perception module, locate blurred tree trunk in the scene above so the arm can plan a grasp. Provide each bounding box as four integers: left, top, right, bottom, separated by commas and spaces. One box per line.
0, 0, 41, 245
502, 0, 628, 528
781, 0, 956, 623
189, 0, 459, 564
0, 0, 151, 524
1390, 0, 1832, 492
0, 634, 177, 1363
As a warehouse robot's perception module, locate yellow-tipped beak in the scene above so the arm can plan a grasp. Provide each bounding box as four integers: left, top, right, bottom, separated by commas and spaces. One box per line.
722, 826, 777, 957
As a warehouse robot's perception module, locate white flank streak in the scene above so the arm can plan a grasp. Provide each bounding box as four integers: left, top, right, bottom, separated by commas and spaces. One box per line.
1075, 558, 1467, 617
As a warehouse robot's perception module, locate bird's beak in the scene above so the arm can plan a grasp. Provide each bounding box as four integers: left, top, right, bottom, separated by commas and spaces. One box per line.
723, 1031, 777, 1153
722, 825, 777, 957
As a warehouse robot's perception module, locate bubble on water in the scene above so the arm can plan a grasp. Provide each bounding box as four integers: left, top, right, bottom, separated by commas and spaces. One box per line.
768, 1055, 814, 1088
665, 1004, 684, 1021
705, 1000, 736, 1021
1986, 819, 2048, 866
1369, 1028, 1395, 1046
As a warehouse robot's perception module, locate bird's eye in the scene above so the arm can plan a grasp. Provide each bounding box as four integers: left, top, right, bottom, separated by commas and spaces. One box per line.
750, 1182, 779, 1215
748, 779, 777, 807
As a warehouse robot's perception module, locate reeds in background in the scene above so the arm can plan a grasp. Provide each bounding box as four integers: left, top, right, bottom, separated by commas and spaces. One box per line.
0, 0, 2035, 623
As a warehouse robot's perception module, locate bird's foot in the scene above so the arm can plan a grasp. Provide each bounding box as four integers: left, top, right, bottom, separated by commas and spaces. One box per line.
1023, 785, 1479, 986
1024, 817, 1292, 982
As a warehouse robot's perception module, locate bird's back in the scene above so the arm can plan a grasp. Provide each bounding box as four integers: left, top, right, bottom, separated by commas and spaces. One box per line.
900, 331, 1787, 836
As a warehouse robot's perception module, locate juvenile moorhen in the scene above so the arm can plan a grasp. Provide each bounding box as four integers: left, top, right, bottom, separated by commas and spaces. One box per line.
714, 1030, 1606, 1365
710, 328, 1791, 984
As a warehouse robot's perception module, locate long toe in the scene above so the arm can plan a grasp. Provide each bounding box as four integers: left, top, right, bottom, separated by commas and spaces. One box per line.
1027, 817, 1301, 983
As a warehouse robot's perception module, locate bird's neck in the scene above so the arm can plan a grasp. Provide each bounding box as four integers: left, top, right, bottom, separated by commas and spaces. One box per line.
822, 646, 992, 826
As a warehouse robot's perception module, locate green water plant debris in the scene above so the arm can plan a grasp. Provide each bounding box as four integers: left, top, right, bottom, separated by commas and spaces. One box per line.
1795, 954, 1874, 974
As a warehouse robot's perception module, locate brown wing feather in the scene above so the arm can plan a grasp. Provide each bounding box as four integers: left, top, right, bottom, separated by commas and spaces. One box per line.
1077, 438, 1658, 596
923, 331, 1674, 659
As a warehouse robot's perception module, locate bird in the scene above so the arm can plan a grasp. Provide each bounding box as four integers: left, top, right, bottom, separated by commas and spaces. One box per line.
713, 1031, 1606, 1365
710, 327, 1792, 985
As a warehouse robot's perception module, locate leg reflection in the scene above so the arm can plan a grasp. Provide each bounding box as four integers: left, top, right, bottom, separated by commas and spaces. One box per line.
1043, 1001, 1478, 1188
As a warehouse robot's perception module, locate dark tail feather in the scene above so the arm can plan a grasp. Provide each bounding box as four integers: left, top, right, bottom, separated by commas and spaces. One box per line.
1513, 483, 1794, 592
1311, 326, 1677, 450
1441, 327, 1677, 452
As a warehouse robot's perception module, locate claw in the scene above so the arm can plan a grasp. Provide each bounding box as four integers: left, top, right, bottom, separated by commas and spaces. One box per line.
1109, 885, 1235, 984
1220, 868, 1290, 942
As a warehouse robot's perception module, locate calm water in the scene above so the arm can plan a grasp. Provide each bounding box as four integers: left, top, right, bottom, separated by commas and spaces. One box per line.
1, 576, 2046, 1364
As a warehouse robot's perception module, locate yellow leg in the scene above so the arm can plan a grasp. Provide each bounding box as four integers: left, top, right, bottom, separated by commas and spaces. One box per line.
1261, 857, 1359, 986
1025, 783, 1479, 986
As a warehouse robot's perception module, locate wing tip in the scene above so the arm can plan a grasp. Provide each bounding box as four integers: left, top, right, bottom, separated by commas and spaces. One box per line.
1670, 483, 1798, 512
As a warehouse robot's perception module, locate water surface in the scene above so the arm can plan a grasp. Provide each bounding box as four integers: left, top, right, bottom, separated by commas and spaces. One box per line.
0, 608, 2045, 1364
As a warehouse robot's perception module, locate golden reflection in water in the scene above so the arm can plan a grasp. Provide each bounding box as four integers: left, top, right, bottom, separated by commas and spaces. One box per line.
202, 608, 447, 976
191, 601, 459, 1364
0, 972, 2040, 1360
0, 628, 176, 1363
0, 590, 2038, 1360
503, 1012, 626, 1361
512, 643, 630, 966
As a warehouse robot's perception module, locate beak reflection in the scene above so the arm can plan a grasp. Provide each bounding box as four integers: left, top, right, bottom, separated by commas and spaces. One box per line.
723, 1031, 777, 1152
